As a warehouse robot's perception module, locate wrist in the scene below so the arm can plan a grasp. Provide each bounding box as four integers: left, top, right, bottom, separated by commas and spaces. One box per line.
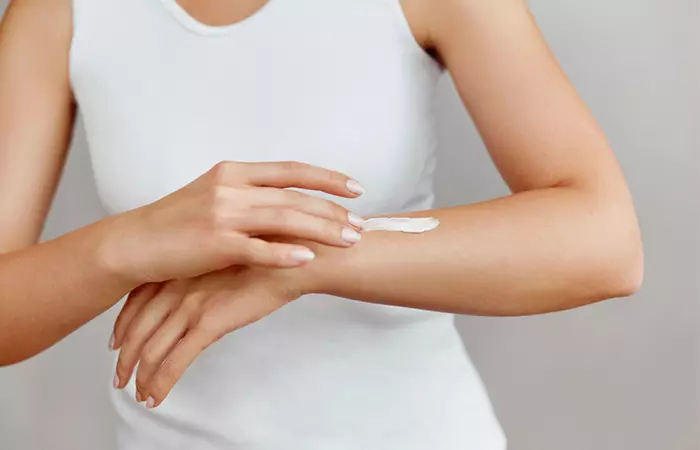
289, 241, 335, 296
91, 212, 146, 290
258, 242, 328, 298
290, 260, 323, 297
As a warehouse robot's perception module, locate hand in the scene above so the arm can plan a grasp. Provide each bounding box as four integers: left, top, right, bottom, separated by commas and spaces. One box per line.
98, 161, 366, 285
110, 265, 310, 408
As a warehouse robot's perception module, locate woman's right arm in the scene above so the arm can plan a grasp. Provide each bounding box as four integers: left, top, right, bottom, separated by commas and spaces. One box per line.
0, 0, 363, 365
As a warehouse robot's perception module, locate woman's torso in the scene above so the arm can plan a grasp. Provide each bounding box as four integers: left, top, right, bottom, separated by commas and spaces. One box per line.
69, 0, 506, 448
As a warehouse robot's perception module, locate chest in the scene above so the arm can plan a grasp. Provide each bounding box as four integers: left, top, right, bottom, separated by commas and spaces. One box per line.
70, 0, 440, 215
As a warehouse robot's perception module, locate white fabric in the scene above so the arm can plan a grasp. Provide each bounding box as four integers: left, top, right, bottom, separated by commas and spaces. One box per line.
69, 0, 506, 448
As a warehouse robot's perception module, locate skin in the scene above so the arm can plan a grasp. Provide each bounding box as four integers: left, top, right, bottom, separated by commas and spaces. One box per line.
1, 0, 642, 410
0, 0, 365, 364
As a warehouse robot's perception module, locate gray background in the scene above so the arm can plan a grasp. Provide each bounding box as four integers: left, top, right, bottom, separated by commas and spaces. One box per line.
1, 0, 698, 449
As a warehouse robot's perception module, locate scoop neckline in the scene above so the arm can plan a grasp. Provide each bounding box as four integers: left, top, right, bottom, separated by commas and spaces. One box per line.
159, 0, 276, 36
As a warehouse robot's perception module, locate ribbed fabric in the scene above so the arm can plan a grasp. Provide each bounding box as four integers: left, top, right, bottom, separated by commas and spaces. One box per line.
69, 0, 506, 448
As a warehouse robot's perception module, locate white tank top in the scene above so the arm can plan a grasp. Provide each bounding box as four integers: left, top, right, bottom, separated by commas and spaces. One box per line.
69, 0, 506, 448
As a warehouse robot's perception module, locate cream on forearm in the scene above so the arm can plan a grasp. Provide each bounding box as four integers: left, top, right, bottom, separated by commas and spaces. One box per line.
361, 217, 440, 234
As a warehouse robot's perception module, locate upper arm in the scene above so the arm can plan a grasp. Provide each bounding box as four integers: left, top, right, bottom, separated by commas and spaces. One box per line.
422, 0, 626, 194
0, 0, 76, 251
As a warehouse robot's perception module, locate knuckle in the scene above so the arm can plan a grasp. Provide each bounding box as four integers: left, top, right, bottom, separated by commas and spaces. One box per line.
325, 200, 346, 219
210, 161, 236, 185
157, 358, 179, 386
195, 318, 223, 343
312, 165, 337, 182
204, 189, 232, 229
181, 300, 204, 326
180, 293, 201, 311
116, 358, 131, 377
271, 208, 293, 228
337, 208, 350, 223
253, 207, 285, 229
227, 186, 247, 203
140, 345, 158, 366
209, 185, 230, 208
327, 170, 344, 185
278, 160, 302, 173
284, 189, 305, 205
124, 324, 145, 345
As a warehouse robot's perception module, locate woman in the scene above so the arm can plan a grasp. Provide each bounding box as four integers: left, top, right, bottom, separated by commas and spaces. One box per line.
0, 0, 643, 448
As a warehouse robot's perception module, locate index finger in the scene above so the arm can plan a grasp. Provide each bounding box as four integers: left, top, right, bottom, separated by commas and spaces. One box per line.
226, 161, 366, 198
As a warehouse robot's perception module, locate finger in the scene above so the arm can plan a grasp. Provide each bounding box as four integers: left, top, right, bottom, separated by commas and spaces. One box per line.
248, 188, 365, 229
227, 238, 318, 267
216, 161, 365, 198
237, 208, 362, 248
144, 327, 217, 409
112, 283, 162, 351
115, 281, 186, 390
135, 308, 190, 401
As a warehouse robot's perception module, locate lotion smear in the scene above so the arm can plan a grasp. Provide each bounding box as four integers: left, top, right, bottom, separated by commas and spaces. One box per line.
361, 217, 440, 234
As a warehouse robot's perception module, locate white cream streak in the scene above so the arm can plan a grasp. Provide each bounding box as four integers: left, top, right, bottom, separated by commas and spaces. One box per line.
361, 217, 440, 233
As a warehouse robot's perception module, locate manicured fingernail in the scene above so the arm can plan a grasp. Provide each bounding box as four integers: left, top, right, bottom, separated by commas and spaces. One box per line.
348, 212, 365, 229
109, 333, 115, 351
342, 227, 362, 244
346, 180, 366, 195
113, 374, 120, 389
291, 249, 316, 263
146, 396, 155, 409
135, 391, 143, 403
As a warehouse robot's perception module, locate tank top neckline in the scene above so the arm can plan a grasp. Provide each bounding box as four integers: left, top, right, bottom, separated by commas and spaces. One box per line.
158, 0, 277, 36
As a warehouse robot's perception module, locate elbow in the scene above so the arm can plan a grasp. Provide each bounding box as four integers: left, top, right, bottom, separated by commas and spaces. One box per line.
0, 348, 38, 367
598, 230, 644, 300
612, 243, 644, 298
0, 350, 27, 367
0, 357, 20, 368
0, 332, 38, 367
579, 185, 644, 301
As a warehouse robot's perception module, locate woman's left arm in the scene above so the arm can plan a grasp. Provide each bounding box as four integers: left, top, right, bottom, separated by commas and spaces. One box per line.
297, 0, 643, 315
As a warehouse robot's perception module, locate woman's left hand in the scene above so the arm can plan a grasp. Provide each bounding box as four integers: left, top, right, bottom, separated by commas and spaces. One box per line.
110, 265, 307, 408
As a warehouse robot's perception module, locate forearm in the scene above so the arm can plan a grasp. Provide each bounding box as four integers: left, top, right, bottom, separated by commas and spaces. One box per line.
301, 186, 643, 316
0, 218, 138, 365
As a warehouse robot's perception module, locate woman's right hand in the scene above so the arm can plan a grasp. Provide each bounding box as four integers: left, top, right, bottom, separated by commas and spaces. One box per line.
98, 161, 366, 284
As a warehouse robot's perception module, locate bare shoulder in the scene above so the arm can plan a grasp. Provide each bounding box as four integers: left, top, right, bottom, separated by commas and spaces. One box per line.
401, 0, 532, 51
0, 0, 74, 93
2, 0, 73, 43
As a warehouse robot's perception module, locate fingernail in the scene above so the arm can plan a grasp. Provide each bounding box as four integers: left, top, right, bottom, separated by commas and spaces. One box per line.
113, 374, 120, 389
342, 227, 362, 244
136, 391, 143, 403
291, 249, 316, 263
109, 333, 115, 350
146, 396, 155, 409
346, 180, 366, 195
348, 212, 365, 229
